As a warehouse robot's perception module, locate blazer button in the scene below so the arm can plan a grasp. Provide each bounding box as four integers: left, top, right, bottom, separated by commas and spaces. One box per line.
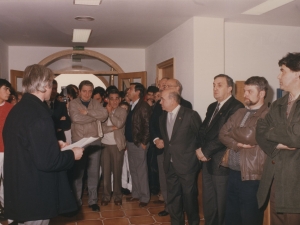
272, 160, 275, 164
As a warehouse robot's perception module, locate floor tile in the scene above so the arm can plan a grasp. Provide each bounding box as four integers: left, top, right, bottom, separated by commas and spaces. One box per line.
129, 215, 155, 224
152, 214, 171, 223
101, 210, 125, 218
147, 205, 165, 214
76, 212, 101, 220
102, 217, 130, 225
77, 221, 103, 225
124, 208, 150, 217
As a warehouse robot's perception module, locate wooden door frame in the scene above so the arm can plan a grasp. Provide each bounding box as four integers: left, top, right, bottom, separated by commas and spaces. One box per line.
156, 58, 174, 85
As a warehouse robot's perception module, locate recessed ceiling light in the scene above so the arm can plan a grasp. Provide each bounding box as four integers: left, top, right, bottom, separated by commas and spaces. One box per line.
74, 0, 102, 6
72, 29, 92, 43
242, 0, 294, 15
75, 16, 95, 21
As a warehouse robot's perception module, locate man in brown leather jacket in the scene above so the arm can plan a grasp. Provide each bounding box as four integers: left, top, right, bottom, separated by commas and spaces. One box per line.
125, 83, 151, 207
219, 76, 269, 225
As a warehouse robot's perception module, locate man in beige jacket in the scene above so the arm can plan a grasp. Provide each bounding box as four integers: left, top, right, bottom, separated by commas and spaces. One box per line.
101, 89, 127, 206
69, 80, 108, 212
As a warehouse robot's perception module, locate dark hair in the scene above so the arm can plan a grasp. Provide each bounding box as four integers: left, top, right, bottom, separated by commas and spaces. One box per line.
147, 86, 159, 94
245, 76, 269, 99
130, 83, 145, 99
119, 101, 130, 111
106, 85, 118, 95
0, 79, 11, 89
107, 88, 120, 98
52, 79, 58, 85
79, 80, 94, 90
92, 86, 106, 98
119, 91, 126, 99
65, 85, 77, 99
214, 74, 234, 89
278, 53, 300, 72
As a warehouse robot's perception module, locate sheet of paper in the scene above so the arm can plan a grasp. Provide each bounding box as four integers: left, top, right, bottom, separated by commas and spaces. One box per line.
61, 137, 99, 151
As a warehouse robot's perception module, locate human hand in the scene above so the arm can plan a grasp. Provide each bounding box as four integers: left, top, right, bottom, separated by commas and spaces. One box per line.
237, 143, 255, 149
72, 147, 84, 160
196, 148, 210, 161
277, 143, 296, 150
106, 104, 113, 113
60, 116, 66, 120
141, 143, 147, 150
155, 139, 164, 149
58, 140, 68, 149
79, 108, 88, 115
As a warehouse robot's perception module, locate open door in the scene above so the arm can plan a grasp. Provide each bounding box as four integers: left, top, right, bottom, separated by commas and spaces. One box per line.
10, 70, 24, 92
118, 71, 147, 91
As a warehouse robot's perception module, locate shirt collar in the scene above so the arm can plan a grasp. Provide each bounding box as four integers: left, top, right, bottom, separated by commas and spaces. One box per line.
131, 98, 139, 110
218, 95, 232, 109
169, 104, 181, 115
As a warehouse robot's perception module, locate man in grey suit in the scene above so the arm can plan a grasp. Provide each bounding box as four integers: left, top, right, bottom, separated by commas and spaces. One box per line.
159, 89, 202, 225
101, 89, 127, 206
69, 80, 108, 212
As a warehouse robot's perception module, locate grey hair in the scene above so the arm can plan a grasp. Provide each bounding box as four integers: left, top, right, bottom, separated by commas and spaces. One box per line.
22, 64, 54, 93
168, 91, 181, 104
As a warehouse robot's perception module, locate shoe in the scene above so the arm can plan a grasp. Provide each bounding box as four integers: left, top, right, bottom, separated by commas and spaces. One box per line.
101, 200, 109, 206
126, 197, 139, 202
158, 210, 169, 216
139, 202, 148, 208
114, 200, 122, 206
121, 188, 131, 195
89, 204, 100, 212
153, 200, 164, 204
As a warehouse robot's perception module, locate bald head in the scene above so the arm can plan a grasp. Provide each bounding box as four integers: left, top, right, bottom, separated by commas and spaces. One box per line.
165, 79, 182, 94
160, 89, 180, 112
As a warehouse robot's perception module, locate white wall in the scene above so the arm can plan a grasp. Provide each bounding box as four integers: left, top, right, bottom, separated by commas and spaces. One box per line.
146, 17, 225, 118
225, 23, 300, 103
146, 18, 195, 103
9, 46, 145, 74
0, 39, 9, 80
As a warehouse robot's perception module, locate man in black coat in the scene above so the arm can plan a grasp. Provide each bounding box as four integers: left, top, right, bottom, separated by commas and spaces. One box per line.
3, 64, 84, 225
46, 80, 71, 142
196, 74, 244, 225
159, 89, 201, 225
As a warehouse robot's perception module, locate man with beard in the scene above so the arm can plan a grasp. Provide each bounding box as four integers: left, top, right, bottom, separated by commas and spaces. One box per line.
219, 76, 269, 225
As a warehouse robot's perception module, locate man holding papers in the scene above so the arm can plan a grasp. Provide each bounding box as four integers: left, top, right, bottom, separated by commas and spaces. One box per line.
69, 80, 108, 212
3, 64, 84, 225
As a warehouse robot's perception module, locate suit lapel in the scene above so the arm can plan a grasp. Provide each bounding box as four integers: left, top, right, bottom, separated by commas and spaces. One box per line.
161, 111, 169, 141
207, 97, 234, 130
170, 106, 184, 141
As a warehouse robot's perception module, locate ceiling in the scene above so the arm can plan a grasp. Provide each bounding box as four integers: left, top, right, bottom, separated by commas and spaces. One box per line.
1, 0, 300, 48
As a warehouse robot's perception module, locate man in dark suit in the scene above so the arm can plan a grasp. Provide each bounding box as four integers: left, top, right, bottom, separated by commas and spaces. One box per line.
196, 74, 244, 225
159, 89, 202, 225
46, 80, 71, 141
151, 78, 193, 216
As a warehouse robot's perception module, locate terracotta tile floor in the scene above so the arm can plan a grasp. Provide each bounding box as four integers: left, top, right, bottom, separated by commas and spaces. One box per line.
47, 189, 205, 225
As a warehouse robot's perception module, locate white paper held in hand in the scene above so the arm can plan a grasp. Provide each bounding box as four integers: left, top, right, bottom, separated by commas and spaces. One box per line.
61, 137, 99, 151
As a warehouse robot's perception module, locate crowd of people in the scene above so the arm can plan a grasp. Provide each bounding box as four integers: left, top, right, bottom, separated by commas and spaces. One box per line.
0, 52, 300, 225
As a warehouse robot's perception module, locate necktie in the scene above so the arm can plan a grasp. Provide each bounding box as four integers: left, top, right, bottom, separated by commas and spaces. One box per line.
50, 101, 54, 109
209, 103, 220, 125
